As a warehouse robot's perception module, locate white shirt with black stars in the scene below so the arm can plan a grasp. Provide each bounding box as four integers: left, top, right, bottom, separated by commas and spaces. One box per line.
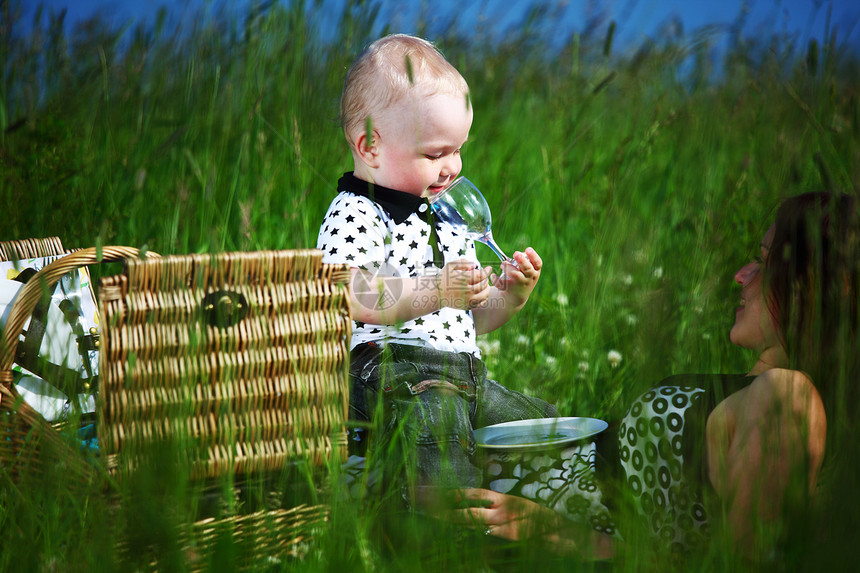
316, 173, 481, 356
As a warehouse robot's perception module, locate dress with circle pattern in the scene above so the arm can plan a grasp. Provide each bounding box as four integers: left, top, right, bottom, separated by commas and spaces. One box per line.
617, 374, 753, 553
483, 441, 619, 537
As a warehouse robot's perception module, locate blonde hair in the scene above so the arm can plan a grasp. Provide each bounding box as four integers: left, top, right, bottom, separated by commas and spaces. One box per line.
340, 34, 469, 145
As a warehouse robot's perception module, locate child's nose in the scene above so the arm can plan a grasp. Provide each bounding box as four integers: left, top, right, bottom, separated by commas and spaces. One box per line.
440, 153, 462, 176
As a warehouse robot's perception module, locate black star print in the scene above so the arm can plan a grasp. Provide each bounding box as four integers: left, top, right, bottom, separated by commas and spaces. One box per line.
328, 247, 338, 256
331, 210, 340, 218
346, 254, 355, 261
400, 328, 411, 334
396, 233, 404, 241
442, 321, 451, 330
446, 335, 454, 343
358, 247, 367, 254
421, 229, 428, 237
345, 214, 355, 223
330, 228, 338, 236
345, 235, 356, 243
456, 315, 463, 323
458, 248, 466, 256
414, 318, 425, 325
403, 219, 412, 226
358, 225, 367, 233
400, 257, 408, 266
355, 321, 366, 328
409, 241, 418, 250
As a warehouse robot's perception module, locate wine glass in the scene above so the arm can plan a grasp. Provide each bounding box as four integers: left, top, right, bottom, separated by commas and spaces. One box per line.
429, 177, 514, 266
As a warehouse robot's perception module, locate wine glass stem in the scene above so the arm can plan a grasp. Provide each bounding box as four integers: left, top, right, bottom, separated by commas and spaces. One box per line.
481, 236, 510, 263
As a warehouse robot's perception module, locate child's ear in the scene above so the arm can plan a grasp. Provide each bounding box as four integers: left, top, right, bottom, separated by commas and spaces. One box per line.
354, 129, 381, 168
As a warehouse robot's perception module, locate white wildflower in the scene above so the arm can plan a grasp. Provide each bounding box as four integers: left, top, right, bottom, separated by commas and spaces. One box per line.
622, 274, 633, 286
560, 336, 571, 348
702, 333, 711, 340
625, 314, 638, 326
578, 361, 589, 373
516, 334, 530, 346
546, 356, 558, 368
581, 349, 590, 359
607, 350, 623, 368
653, 266, 663, 279
555, 292, 569, 307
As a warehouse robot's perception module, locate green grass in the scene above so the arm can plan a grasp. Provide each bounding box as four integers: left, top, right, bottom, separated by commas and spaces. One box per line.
1, 0, 859, 571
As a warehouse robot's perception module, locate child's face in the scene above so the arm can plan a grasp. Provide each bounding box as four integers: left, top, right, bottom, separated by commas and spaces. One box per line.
372, 91, 472, 197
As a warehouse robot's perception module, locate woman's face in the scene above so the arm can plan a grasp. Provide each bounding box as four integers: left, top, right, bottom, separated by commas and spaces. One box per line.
730, 224, 783, 353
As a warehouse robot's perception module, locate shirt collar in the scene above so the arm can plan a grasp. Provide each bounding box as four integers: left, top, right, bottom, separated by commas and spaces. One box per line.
338, 172, 429, 225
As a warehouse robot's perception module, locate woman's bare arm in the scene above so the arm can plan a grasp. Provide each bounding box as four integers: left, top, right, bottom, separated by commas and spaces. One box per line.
706, 368, 826, 559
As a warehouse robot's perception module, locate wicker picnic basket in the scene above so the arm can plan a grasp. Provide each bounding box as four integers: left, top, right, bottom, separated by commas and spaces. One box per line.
0, 237, 111, 488
97, 248, 352, 478
1, 238, 353, 567
0, 236, 67, 261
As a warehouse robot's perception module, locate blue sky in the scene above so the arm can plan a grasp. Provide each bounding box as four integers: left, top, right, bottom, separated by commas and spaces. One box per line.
19, 0, 860, 52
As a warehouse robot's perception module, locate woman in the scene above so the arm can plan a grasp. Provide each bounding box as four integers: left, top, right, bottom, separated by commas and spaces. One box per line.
425, 192, 860, 562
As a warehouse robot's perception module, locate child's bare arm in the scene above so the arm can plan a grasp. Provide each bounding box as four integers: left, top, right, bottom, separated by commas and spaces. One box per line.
350, 260, 493, 325
473, 247, 542, 334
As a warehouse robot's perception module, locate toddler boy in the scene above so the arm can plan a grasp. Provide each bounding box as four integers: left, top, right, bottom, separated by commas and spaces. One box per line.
317, 34, 555, 489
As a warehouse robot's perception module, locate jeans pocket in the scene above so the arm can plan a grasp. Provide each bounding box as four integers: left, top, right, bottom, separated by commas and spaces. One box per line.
351, 359, 422, 421
390, 387, 476, 454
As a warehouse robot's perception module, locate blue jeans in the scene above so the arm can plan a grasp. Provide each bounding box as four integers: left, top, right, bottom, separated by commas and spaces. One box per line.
349, 343, 558, 488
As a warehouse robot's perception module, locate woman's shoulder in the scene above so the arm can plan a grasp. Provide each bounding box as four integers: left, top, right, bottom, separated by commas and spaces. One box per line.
748, 368, 820, 407
657, 372, 751, 387
752, 367, 810, 382
739, 369, 826, 442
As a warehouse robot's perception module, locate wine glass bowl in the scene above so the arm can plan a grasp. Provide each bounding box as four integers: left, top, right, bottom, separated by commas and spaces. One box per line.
429, 177, 512, 264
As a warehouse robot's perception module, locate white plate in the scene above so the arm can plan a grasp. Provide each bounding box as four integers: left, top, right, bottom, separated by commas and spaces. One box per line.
474, 417, 608, 450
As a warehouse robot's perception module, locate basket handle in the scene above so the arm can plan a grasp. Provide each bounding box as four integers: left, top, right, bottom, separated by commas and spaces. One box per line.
0, 246, 158, 381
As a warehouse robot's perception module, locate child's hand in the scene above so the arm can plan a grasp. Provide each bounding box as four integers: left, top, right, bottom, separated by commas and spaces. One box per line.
438, 259, 493, 310
493, 247, 542, 304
